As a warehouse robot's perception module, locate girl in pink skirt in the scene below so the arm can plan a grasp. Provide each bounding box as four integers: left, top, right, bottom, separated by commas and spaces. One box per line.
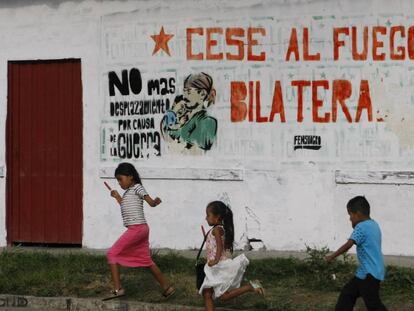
103, 162, 175, 300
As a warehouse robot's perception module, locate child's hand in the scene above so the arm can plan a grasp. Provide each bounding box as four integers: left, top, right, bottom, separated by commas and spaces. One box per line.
208, 259, 218, 267
153, 197, 162, 206
110, 190, 121, 199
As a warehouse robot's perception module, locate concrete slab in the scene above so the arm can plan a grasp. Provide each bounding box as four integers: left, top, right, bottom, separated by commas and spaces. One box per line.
0, 295, 240, 311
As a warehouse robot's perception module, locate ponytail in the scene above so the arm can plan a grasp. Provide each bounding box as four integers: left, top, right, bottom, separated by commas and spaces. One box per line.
222, 205, 234, 253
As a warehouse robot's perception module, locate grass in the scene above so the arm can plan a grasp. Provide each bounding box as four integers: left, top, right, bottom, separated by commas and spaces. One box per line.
0, 247, 413, 310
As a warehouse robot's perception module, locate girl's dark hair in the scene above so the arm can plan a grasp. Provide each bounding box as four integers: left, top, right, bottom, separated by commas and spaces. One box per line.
114, 162, 142, 184
207, 201, 234, 253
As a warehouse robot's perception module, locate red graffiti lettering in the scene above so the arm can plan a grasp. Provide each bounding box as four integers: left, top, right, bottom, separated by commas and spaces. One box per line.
390, 26, 406, 60
356, 80, 373, 122
226, 28, 245, 60
332, 80, 353, 122
186, 27, 266, 61
291, 80, 311, 122
230, 81, 285, 123
286, 27, 320, 61
372, 26, 387, 61
334, 25, 414, 60
230, 82, 247, 122
187, 28, 203, 60
269, 81, 286, 122
292, 80, 373, 123
312, 80, 330, 123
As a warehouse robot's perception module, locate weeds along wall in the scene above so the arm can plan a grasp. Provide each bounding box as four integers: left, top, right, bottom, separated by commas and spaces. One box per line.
0, 0, 414, 255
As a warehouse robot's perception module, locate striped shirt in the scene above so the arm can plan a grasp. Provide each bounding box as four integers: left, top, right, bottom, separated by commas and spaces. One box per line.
120, 183, 148, 227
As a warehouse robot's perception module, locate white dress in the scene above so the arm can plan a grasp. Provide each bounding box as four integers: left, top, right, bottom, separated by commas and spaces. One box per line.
198, 226, 250, 299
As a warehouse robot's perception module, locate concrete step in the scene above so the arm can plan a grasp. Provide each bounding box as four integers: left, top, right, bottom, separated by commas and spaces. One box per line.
0, 295, 240, 311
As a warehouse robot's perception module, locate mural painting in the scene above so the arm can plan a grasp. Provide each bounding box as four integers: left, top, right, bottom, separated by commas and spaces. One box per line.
100, 15, 414, 162
161, 72, 217, 151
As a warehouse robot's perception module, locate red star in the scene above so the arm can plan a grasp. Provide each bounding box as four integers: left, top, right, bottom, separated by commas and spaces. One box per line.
151, 26, 174, 56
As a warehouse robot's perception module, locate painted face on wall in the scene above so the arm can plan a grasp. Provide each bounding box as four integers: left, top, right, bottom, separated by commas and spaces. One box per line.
183, 86, 207, 109
164, 96, 190, 130
174, 98, 190, 125
161, 72, 217, 151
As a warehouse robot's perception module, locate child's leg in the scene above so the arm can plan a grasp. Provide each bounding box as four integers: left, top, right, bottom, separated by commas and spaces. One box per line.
202, 288, 215, 311
359, 274, 388, 311
149, 263, 167, 288
149, 264, 175, 295
219, 284, 254, 301
335, 277, 360, 311
109, 264, 122, 290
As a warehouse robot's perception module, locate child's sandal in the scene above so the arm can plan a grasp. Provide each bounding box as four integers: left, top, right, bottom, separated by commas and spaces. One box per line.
162, 285, 176, 299
102, 288, 125, 301
249, 280, 265, 297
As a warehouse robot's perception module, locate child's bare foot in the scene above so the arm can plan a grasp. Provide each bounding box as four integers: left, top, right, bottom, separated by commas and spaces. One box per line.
249, 280, 265, 297
102, 288, 125, 301
162, 285, 176, 299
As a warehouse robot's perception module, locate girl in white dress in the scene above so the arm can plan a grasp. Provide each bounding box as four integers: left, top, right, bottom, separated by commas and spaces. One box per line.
199, 201, 265, 311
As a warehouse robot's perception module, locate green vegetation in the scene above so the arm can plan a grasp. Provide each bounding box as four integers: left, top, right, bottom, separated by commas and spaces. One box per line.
0, 247, 413, 310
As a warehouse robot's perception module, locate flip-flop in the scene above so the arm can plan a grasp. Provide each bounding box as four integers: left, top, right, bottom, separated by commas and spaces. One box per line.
162, 285, 176, 299
102, 288, 125, 301
249, 279, 265, 297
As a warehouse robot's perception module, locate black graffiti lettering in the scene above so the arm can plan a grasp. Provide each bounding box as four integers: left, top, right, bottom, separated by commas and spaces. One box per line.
118, 134, 129, 158
117, 132, 161, 159
147, 79, 160, 96
152, 132, 161, 156
169, 78, 176, 93
134, 102, 140, 114
129, 68, 142, 95
160, 78, 169, 95
110, 99, 168, 117
140, 133, 147, 150
141, 102, 150, 114
132, 118, 155, 130
147, 132, 161, 156
108, 68, 142, 96
118, 119, 132, 131
147, 77, 176, 95
165, 98, 170, 110
293, 135, 322, 150
108, 70, 129, 96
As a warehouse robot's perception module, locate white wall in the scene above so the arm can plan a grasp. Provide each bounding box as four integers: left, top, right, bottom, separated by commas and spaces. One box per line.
1, 0, 414, 255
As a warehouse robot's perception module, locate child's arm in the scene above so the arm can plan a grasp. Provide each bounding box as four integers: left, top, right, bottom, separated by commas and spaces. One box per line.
110, 190, 122, 205
325, 239, 355, 262
208, 227, 224, 267
143, 195, 162, 207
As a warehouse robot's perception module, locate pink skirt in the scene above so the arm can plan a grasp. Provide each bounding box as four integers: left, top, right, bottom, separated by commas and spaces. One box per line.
107, 224, 155, 267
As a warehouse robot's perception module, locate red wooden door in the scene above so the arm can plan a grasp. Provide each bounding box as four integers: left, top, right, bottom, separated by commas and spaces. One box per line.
6, 59, 83, 245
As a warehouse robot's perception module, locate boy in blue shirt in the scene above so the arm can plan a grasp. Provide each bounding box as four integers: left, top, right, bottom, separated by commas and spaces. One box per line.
326, 196, 387, 311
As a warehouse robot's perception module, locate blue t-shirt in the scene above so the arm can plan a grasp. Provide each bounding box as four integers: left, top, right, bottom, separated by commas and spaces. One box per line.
350, 219, 385, 281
